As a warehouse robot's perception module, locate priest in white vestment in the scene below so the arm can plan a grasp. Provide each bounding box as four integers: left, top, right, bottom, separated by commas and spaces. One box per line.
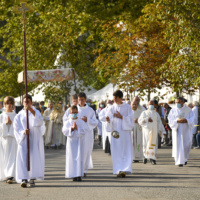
131, 100, 144, 162
138, 100, 166, 165
99, 100, 113, 151
168, 97, 194, 167
13, 94, 45, 187
45, 103, 65, 148
62, 105, 89, 181
43, 101, 53, 147
77, 92, 98, 176
106, 90, 134, 177
132, 96, 146, 112
0, 96, 17, 183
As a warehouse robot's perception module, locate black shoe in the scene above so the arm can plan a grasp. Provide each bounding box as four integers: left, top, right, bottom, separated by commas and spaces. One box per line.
6, 177, 14, 184
179, 164, 183, 167
143, 158, 147, 164
185, 162, 187, 165
73, 177, 78, 181
150, 159, 156, 165
21, 179, 28, 188
77, 177, 82, 181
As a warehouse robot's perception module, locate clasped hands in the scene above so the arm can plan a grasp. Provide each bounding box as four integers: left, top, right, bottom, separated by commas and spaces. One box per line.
81, 116, 87, 123
177, 118, 187, 123
71, 122, 78, 131
6, 117, 12, 125
106, 111, 123, 122
148, 118, 153, 122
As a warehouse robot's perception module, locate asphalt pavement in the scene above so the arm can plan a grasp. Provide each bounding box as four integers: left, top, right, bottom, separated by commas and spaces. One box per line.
0, 142, 200, 200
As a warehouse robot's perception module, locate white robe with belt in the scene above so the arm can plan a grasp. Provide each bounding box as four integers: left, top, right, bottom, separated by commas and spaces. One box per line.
168, 105, 194, 165
13, 108, 45, 182
0, 111, 17, 180
138, 110, 166, 160
62, 117, 89, 178
106, 102, 134, 174
77, 105, 98, 173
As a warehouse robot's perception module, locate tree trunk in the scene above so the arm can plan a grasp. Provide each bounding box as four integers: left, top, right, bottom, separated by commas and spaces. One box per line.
147, 88, 151, 101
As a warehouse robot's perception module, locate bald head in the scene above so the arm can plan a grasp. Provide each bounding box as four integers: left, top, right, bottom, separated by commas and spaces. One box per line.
131, 100, 138, 111
133, 96, 140, 105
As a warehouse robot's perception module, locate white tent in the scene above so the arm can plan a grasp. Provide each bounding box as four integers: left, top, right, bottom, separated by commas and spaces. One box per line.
88, 83, 199, 104
87, 83, 117, 101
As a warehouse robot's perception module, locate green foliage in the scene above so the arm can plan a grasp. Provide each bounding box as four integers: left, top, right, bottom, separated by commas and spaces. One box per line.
0, 0, 148, 99
1, 0, 198, 101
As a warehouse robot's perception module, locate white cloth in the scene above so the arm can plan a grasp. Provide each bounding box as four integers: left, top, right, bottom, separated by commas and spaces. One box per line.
13, 108, 45, 182
168, 105, 194, 165
62, 117, 89, 178
0, 111, 17, 181
96, 108, 103, 136
43, 108, 53, 145
77, 104, 98, 173
105, 102, 134, 174
192, 106, 198, 135
0, 136, 5, 180
99, 107, 111, 150
138, 110, 166, 160
63, 107, 71, 122
131, 108, 143, 161
138, 104, 146, 112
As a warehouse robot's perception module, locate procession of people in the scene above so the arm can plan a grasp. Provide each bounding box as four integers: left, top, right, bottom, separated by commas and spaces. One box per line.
0, 90, 199, 188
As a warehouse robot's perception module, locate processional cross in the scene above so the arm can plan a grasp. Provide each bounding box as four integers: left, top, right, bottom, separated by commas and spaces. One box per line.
14, 0, 33, 171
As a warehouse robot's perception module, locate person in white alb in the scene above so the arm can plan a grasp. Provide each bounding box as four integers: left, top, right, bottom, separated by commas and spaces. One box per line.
105, 90, 134, 178
168, 97, 194, 167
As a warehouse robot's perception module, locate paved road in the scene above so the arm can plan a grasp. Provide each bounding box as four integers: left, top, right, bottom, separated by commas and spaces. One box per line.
0, 142, 200, 200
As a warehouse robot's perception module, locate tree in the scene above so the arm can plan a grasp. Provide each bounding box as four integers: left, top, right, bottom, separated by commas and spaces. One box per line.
0, 0, 149, 100
93, 0, 200, 99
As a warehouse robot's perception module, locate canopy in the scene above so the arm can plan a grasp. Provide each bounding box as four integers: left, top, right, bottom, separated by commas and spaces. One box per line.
17, 68, 74, 83
14, 81, 97, 103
